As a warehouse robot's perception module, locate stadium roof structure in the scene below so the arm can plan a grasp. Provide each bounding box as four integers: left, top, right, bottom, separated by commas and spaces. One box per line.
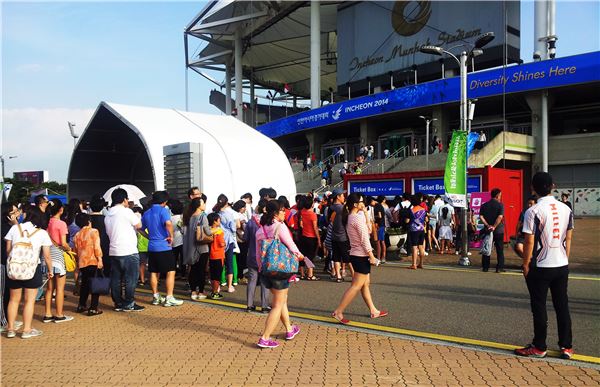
67, 101, 296, 204
185, 1, 341, 100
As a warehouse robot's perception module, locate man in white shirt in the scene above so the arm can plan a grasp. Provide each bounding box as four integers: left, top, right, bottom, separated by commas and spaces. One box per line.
515, 172, 573, 360
104, 188, 145, 312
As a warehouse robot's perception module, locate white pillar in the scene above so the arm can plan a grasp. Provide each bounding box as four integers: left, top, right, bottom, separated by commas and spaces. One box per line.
235, 29, 243, 121
225, 57, 232, 115
534, 0, 547, 61
547, 0, 557, 58
541, 90, 549, 172
310, 1, 321, 109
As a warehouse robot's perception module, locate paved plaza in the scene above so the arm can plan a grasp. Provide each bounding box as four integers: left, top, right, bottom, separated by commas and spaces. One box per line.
2, 218, 598, 386
2, 283, 600, 386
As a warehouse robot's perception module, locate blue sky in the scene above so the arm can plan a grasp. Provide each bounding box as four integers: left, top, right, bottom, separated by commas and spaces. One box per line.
2, 1, 599, 183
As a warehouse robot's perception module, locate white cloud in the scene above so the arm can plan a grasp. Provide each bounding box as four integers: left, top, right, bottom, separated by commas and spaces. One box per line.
15, 63, 42, 73
1, 107, 95, 183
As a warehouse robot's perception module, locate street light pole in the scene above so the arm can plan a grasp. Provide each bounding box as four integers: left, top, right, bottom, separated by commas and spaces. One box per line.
419, 32, 495, 267
459, 51, 470, 266
0, 155, 17, 180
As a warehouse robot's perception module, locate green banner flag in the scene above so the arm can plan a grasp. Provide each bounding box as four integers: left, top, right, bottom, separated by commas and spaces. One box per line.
444, 131, 467, 208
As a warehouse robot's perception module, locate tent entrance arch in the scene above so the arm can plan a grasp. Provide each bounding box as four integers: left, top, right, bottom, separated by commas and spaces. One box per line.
68, 104, 155, 201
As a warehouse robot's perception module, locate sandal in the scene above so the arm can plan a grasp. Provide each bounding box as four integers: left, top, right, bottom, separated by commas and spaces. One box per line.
336, 277, 344, 283
408, 265, 417, 270
370, 310, 388, 319
306, 276, 320, 281
331, 312, 350, 325
87, 309, 103, 316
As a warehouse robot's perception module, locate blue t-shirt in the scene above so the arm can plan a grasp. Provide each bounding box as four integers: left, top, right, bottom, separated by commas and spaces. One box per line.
142, 204, 172, 252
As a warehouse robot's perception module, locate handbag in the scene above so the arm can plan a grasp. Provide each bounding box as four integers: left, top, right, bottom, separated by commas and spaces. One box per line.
89, 269, 111, 295
260, 224, 299, 279
63, 251, 77, 272
195, 214, 213, 245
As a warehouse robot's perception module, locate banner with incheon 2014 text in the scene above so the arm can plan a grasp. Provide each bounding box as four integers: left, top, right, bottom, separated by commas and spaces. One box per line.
444, 131, 467, 208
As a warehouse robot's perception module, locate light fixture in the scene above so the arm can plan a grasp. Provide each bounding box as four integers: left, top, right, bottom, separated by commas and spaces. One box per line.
474, 32, 495, 49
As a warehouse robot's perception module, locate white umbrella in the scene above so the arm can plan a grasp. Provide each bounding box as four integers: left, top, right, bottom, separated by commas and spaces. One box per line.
103, 184, 146, 206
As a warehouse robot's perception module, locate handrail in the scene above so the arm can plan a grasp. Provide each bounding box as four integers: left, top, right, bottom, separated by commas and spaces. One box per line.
304, 146, 410, 193
361, 145, 409, 174
294, 153, 337, 181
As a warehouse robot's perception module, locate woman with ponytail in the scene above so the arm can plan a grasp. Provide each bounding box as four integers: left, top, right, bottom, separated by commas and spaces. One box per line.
213, 194, 240, 293
332, 193, 387, 325
255, 200, 304, 348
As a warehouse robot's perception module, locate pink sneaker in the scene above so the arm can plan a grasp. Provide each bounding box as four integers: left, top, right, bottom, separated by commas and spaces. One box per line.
285, 325, 300, 340
257, 337, 279, 348
288, 274, 299, 283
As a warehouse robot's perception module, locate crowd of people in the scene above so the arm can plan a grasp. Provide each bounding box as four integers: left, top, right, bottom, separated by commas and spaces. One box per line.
0, 171, 575, 359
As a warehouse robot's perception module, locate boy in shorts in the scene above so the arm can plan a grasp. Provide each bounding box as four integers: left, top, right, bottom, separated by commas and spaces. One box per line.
208, 213, 226, 300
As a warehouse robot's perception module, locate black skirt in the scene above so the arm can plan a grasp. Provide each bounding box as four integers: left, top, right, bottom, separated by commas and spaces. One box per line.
6, 265, 43, 289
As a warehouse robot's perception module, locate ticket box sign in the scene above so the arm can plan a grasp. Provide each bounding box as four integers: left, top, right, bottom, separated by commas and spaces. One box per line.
412, 175, 482, 195
348, 179, 405, 197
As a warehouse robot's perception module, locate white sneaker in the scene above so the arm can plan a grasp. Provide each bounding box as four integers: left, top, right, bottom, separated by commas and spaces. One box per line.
400, 248, 408, 255
196, 293, 207, 299
21, 328, 43, 339
2, 321, 24, 333
163, 296, 183, 307
53, 315, 74, 323
190, 294, 198, 301
152, 294, 166, 305
227, 286, 236, 293
424, 251, 429, 256
6, 330, 16, 338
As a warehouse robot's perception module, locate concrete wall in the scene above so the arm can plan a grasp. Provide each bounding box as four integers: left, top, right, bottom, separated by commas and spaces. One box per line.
548, 133, 600, 166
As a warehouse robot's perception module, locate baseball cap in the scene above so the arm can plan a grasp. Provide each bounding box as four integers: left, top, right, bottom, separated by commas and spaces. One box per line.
332, 188, 346, 197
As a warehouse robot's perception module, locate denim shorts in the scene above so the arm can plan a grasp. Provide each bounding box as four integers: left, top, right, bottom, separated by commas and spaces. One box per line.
259, 274, 290, 290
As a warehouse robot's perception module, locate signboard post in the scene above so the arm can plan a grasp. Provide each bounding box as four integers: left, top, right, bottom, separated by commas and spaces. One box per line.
469, 192, 492, 249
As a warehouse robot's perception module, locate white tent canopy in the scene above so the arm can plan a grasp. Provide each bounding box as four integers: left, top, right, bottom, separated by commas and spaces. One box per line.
67, 101, 296, 207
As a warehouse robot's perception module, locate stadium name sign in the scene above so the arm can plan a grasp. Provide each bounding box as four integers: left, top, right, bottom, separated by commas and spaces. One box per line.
256, 52, 600, 138
349, 28, 482, 72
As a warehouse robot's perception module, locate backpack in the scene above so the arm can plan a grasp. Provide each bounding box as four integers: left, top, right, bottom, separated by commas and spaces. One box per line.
7, 224, 41, 281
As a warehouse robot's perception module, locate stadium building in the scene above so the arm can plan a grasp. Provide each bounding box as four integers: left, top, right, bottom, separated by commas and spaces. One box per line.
185, 1, 600, 215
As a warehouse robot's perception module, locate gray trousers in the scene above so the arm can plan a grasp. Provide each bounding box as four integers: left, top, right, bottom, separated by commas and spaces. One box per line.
246, 268, 269, 308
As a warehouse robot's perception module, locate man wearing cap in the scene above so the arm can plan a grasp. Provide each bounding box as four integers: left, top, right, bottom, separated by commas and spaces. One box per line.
330, 189, 351, 282
515, 172, 574, 360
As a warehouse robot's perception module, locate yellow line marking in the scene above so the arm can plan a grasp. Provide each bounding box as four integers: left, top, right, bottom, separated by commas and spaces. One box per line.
388, 263, 600, 281
191, 297, 600, 364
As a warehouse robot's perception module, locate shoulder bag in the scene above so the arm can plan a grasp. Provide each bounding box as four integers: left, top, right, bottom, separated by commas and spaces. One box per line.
260, 224, 299, 279
195, 213, 213, 245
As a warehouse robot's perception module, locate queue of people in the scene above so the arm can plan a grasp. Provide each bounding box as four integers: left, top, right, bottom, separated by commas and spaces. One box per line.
0, 172, 575, 359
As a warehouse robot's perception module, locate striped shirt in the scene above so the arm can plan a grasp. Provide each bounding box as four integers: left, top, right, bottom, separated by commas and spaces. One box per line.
523, 196, 573, 268
346, 212, 373, 257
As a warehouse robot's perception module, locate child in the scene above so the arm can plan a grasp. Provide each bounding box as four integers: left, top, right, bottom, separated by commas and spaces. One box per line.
133, 207, 148, 286
208, 213, 226, 300
437, 205, 454, 255
72, 213, 104, 316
